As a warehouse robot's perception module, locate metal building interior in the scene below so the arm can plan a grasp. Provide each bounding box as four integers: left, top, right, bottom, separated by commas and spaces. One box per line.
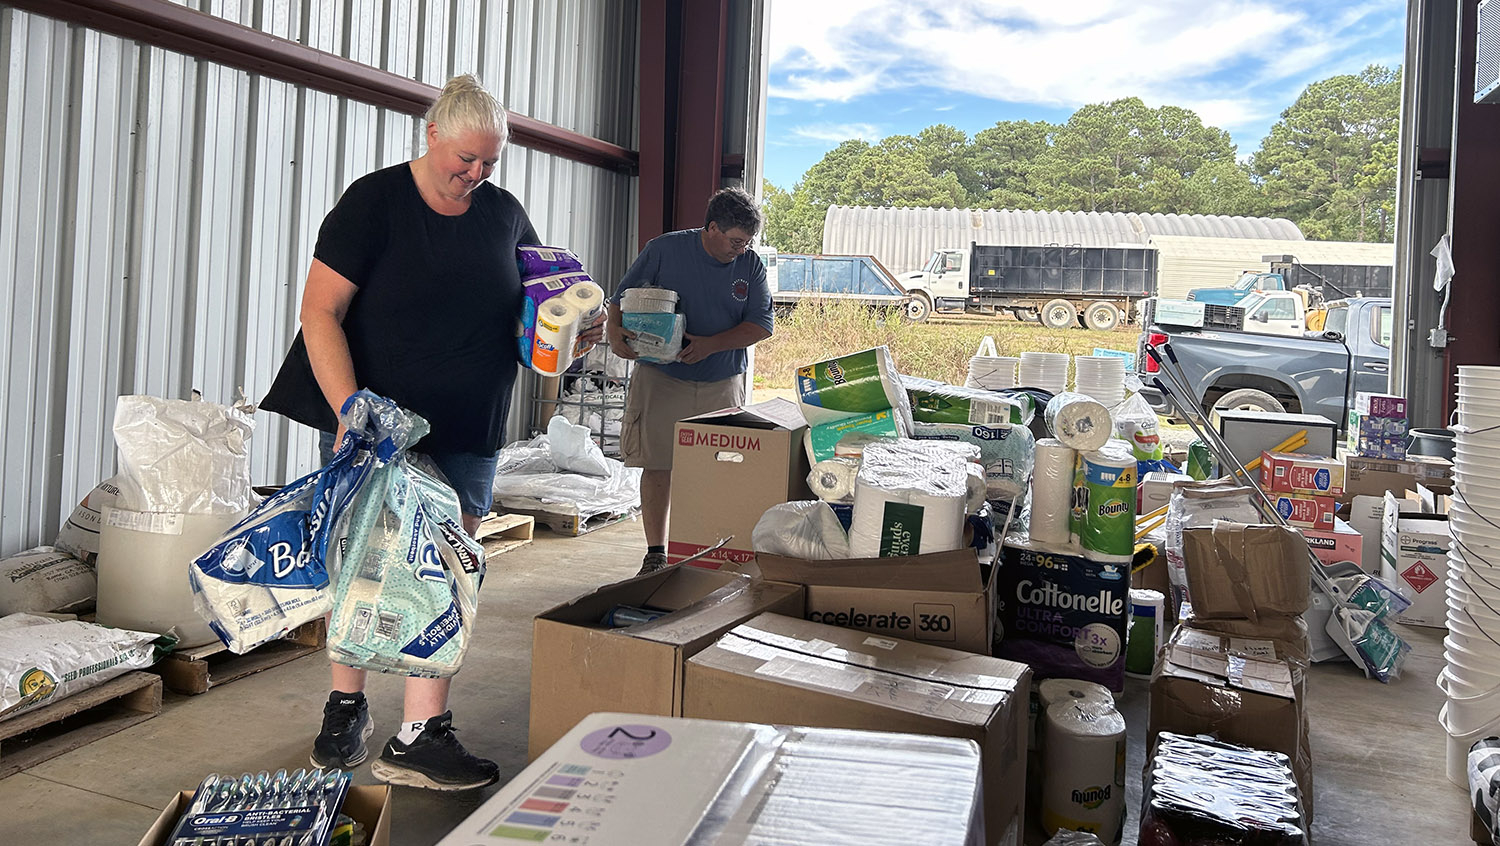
0, 0, 1495, 844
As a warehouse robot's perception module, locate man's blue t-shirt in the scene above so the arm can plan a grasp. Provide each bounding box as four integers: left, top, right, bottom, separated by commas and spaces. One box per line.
613, 229, 772, 382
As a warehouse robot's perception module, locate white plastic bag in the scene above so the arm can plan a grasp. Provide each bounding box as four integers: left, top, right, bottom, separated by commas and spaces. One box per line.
0, 548, 96, 616
1164, 480, 1260, 610
752, 502, 851, 560
492, 433, 643, 519
0, 613, 166, 723
112, 394, 255, 514
547, 415, 611, 477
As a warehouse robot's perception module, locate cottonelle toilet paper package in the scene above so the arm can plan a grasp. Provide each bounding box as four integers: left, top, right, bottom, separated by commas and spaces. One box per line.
848, 440, 969, 558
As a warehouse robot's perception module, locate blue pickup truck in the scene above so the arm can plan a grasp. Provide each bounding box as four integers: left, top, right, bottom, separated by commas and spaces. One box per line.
1136, 297, 1393, 430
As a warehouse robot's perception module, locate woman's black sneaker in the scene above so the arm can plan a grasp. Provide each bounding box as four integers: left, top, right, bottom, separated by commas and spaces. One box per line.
369, 711, 500, 791
310, 692, 373, 768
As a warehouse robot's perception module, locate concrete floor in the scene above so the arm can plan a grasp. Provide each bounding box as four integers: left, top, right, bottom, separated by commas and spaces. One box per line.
0, 518, 1476, 845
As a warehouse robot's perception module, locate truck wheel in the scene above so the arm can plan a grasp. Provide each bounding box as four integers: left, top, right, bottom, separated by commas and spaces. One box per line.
1211, 388, 1286, 420
1084, 301, 1120, 331
904, 292, 931, 322
1040, 299, 1077, 329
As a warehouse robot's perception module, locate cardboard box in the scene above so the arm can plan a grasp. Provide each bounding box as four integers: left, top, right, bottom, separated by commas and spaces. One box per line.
1181, 523, 1311, 620
1341, 454, 1453, 504
1380, 491, 1451, 628
668, 398, 811, 568
442, 712, 985, 846
995, 537, 1130, 691
1354, 391, 1408, 418
754, 547, 997, 655
528, 567, 804, 757
1272, 492, 1335, 530
1347, 494, 1413, 574
1300, 517, 1363, 568
1149, 628, 1310, 803
1260, 451, 1344, 497
683, 613, 1028, 846
140, 786, 390, 846
1139, 470, 1192, 516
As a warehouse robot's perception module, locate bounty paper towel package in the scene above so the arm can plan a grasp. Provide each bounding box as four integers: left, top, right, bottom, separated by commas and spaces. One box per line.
848, 440, 968, 558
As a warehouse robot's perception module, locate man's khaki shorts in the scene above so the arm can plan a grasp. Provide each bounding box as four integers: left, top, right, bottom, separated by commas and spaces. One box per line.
622, 364, 746, 470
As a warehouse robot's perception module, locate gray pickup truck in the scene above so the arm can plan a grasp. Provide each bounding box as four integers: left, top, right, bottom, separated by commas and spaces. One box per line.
1135, 297, 1393, 430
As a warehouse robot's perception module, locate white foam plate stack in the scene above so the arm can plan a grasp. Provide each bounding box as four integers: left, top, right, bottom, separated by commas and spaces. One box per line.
1019, 352, 1069, 395
1074, 356, 1127, 407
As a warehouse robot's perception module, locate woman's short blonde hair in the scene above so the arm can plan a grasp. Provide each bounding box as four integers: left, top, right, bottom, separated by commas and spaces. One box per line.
425, 74, 509, 146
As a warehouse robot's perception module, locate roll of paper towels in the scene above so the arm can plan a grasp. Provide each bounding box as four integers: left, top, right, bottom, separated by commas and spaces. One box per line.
1075, 442, 1138, 560
1041, 700, 1127, 844
1045, 392, 1113, 452
1037, 678, 1115, 712
796, 347, 912, 428
808, 457, 860, 503
1029, 438, 1076, 545
848, 440, 967, 558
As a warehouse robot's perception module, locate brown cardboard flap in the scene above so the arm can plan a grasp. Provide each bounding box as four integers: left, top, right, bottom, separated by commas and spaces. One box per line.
683, 397, 807, 430
1160, 630, 1296, 700
756, 548, 983, 593
1182, 523, 1310, 620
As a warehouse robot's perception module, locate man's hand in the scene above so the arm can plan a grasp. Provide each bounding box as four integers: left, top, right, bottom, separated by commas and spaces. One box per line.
574, 312, 608, 356
678, 333, 724, 365
608, 324, 639, 360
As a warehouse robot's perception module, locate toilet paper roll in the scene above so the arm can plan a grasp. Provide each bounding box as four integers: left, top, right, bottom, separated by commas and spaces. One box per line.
848, 440, 968, 558
803, 408, 905, 464
808, 457, 860, 503
621, 287, 679, 313
562, 279, 605, 324
912, 422, 1036, 500
1037, 678, 1115, 712
796, 347, 912, 428
1075, 442, 1138, 559
530, 297, 583, 377
1029, 438, 1076, 545
1044, 392, 1113, 452
1041, 700, 1127, 843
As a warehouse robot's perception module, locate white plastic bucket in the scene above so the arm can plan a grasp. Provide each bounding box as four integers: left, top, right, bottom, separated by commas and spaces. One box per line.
1441, 702, 1500, 786
95, 506, 238, 648
1439, 671, 1500, 735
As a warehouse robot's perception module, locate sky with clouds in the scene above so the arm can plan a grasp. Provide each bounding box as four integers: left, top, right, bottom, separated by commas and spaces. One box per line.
763, 0, 1407, 190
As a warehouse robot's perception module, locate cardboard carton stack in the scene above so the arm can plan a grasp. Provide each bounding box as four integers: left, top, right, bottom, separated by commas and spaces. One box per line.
1150, 522, 1315, 810
1380, 488, 1452, 629
1260, 451, 1341, 531
1347, 392, 1409, 459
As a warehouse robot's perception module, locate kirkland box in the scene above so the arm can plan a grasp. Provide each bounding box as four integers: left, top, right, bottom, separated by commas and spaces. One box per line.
753, 548, 996, 655
527, 567, 803, 757
141, 786, 390, 846
668, 398, 812, 568
1300, 517, 1364, 569
1260, 452, 1345, 497
995, 536, 1130, 692
1380, 490, 1451, 628
683, 613, 1029, 846
441, 712, 984, 846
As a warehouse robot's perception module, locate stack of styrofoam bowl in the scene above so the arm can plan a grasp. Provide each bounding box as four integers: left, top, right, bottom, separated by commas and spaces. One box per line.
1074, 356, 1127, 407
966, 355, 1019, 390
1019, 352, 1069, 395
1440, 364, 1500, 785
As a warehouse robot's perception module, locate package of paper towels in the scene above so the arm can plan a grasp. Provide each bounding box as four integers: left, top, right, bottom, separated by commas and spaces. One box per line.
752, 501, 851, 560
902, 375, 1028, 426
1044, 392, 1112, 452
803, 409, 905, 463
808, 457, 860, 503
913, 421, 1036, 500
848, 440, 968, 557
796, 347, 912, 427
1069, 441, 1138, 560
1026, 438, 1077, 546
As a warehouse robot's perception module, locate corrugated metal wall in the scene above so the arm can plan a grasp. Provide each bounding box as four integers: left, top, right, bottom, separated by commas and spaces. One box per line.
0, 1, 639, 555
821, 205, 1306, 275
1150, 235, 1396, 299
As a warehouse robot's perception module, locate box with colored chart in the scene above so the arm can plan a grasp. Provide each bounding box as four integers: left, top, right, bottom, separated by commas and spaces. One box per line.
436, 712, 985, 846
1272, 493, 1335, 530
1260, 451, 1344, 497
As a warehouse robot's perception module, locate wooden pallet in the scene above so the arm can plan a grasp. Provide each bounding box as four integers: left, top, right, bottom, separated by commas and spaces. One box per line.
503, 505, 639, 537
0, 671, 162, 779
155, 617, 326, 696
477, 512, 535, 556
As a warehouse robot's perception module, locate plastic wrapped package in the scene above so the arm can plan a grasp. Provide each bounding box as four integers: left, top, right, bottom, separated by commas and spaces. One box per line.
912, 421, 1036, 500
0, 547, 95, 615
1139, 732, 1307, 846
1113, 390, 1163, 461
808, 457, 861, 503
111, 394, 256, 514
796, 347, 913, 428
848, 440, 970, 558
901, 375, 1028, 426
518, 243, 585, 277
0, 613, 168, 723
547, 415, 611, 477
751, 501, 852, 560
1043, 832, 1107, 846
491, 434, 643, 520
1163, 480, 1260, 612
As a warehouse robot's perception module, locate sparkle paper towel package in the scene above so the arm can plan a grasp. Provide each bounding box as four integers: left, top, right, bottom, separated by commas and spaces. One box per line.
996, 535, 1131, 691
848, 440, 969, 558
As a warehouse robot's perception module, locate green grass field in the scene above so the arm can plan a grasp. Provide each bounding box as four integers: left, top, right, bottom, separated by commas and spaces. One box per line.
753, 300, 1138, 389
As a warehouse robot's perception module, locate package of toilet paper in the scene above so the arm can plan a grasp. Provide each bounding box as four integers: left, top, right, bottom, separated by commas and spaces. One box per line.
848, 440, 969, 558
912, 421, 1036, 501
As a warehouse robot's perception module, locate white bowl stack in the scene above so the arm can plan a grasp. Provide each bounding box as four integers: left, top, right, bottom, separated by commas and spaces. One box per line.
966, 355, 1019, 390
1441, 365, 1500, 784
1019, 352, 1069, 395
1074, 356, 1127, 407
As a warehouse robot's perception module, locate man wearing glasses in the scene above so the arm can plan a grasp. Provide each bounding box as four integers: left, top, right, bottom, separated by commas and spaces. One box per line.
606, 187, 773, 575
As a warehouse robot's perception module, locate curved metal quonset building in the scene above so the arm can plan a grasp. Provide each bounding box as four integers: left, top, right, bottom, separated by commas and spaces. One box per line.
822, 205, 1306, 275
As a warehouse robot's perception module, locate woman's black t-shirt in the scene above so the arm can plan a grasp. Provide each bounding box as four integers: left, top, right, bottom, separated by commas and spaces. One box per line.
262, 163, 538, 454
